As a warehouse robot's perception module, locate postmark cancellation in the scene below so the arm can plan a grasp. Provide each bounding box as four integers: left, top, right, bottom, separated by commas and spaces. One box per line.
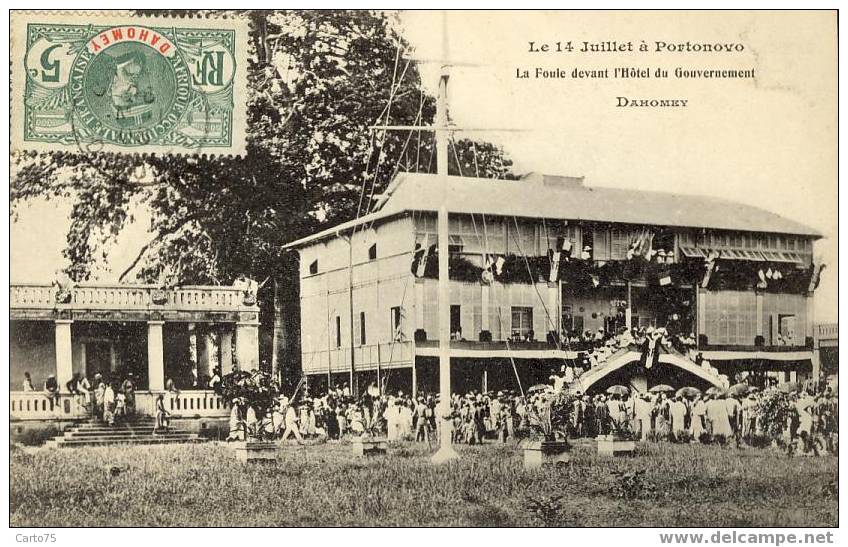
11, 11, 249, 156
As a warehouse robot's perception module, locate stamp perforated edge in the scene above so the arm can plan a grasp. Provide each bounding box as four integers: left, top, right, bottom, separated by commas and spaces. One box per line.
10, 10, 250, 157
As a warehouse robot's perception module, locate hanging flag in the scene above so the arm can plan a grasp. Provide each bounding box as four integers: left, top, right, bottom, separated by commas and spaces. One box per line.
590, 274, 600, 287
766, 268, 774, 279
702, 251, 720, 288
808, 264, 825, 292
548, 248, 561, 283
756, 269, 768, 289
640, 335, 661, 370
411, 235, 431, 278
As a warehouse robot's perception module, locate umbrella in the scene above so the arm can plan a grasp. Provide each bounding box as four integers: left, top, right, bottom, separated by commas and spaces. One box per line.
606, 385, 630, 396
649, 384, 675, 393
705, 386, 726, 396
727, 383, 750, 397
527, 384, 551, 394
676, 387, 702, 399
778, 382, 800, 394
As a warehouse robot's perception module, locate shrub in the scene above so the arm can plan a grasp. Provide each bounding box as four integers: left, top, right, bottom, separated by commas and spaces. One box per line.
754, 390, 792, 439
525, 494, 564, 526
609, 469, 656, 500
16, 425, 59, 446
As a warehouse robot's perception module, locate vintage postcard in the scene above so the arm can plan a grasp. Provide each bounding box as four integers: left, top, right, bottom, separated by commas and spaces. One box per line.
7, 8, 839, 536
10, 11, 249, 156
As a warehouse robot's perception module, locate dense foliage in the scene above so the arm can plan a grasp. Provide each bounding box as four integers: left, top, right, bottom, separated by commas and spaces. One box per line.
213, 369, 278, 419
11, 10, 513, 286
754, 390, 793, 439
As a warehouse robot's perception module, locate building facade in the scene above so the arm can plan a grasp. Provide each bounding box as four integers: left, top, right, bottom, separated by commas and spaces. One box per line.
10, 283, 259, 423
285, 172, 824, 396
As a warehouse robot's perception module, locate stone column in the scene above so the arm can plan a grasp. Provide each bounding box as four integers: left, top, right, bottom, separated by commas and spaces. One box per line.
147, 321, 165, 391
547, 282, 559, 335
197, 331, 216, 379
415, 281, 425, 331
235, 318, 260, 371
220, 327, 234, 375
481, 284, 490, 333
54, 320, 74, 388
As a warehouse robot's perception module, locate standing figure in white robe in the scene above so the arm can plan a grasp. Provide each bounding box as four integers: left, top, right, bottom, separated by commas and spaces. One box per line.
669, 397, 688, 440
706, 395, 733, 440
634, 395, 653, 441
227, 401, 244, 441
399, 402, 413, 440
690, 396, 707, 442
246, 405, 258, 438
383, 401, 401, 440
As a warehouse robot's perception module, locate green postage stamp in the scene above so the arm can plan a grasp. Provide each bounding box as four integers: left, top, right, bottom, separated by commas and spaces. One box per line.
11, 12, 249, 155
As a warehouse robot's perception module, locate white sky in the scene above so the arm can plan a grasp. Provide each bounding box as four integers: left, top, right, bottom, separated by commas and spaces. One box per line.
10, 10, 837, 322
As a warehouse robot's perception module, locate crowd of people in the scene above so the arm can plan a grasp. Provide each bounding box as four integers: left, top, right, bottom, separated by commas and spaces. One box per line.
225, 373, 837, 457
22, 369, 142, 427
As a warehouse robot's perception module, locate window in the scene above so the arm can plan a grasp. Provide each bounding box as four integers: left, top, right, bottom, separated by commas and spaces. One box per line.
572, 315, 584, 335
582, 230, 594, 260
335, 316, 342, 348
448, 235, 464, 254
450, 305, 462, 339
778, 314, 796, 345
368, 243, 377, 261
511, 306, 534, 340
786, 237, 796, 251
308, 260, 318, 275
359, 312, 367, 345
390, 306, 403, 341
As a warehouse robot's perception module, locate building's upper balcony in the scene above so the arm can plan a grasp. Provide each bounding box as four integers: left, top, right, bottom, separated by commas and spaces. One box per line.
10, 282, 259, 323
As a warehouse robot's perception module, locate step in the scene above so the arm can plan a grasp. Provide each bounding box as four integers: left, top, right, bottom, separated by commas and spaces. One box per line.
53, 438, 203, 448
69, 426, 189, 433
62, 432, 198, 441
76, 421, 156, 427
65, 430, 193, 439
54, 435, 200, 446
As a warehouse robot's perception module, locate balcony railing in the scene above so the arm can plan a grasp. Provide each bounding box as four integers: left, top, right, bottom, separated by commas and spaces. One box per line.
817, 323, 838, 340
10, 390, 229, 421
10, 392, 88, 421
10, 283, 255, 313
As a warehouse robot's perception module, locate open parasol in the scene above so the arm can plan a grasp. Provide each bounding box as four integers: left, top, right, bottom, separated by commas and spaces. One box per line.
727, 383, 750, 397
649, 384, 675, 393
527, 384, 551, 394
778, 382, 800, 394
705, 386, 727, 396
606, 385, 630, 396
675, 386, 702, 399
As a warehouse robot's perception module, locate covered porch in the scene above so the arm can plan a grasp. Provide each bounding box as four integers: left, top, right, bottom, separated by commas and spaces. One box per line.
10, 283, 261, 421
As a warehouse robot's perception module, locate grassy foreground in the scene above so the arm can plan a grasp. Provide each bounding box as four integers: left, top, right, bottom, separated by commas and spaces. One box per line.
10, 440, 837, 527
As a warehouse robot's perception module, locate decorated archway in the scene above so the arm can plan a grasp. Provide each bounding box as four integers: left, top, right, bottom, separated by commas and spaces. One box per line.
571, 351, 725, 394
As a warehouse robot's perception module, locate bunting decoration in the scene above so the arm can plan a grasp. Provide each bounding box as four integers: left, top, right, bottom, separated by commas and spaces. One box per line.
702, 250, 720, 288
808, 263, 825, 293
629, 228, 655, 260
547, 236, 571, 282
411, 234, 431, 278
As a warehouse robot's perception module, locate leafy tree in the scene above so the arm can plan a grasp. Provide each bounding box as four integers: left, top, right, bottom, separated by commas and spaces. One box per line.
11, 10, 516, 384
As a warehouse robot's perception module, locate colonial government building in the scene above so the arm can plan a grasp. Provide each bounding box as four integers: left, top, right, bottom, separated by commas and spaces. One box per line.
284, 172, 825, 397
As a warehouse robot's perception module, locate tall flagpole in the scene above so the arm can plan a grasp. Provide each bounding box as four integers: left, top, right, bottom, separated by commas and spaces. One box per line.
431, 10, 459, 463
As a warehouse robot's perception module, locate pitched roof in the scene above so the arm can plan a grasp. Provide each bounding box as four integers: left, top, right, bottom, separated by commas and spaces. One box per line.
283, 172, 821, 249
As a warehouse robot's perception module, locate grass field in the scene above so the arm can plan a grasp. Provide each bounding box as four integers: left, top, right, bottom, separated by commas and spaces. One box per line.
10, 439, 837, 527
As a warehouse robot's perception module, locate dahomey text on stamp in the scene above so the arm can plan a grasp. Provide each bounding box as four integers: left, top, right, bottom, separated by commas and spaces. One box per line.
11, 11, 249, 156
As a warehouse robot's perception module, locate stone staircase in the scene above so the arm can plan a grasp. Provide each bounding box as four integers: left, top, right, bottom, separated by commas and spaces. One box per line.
45, 417, 203, 448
